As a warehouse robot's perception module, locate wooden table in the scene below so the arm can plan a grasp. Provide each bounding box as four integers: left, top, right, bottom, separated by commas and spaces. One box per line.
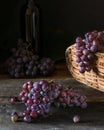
0, 62, 104, 130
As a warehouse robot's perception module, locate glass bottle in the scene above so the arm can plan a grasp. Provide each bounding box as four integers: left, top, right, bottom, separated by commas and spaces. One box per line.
25, 0, 40, 55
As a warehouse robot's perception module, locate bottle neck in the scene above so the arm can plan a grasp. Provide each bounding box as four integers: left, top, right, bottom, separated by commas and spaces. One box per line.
27, 0, 35, 10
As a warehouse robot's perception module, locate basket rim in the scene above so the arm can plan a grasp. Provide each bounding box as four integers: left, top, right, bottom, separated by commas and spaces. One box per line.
65, 44, 104, 92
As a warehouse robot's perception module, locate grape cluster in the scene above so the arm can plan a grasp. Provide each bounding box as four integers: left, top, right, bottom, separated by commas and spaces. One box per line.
19, 80, 87, 123
19, 80, 61, 122
75, 30, 104, 73
54, 87, 87, 109
38, 58, 55, 76
6, 39, 55, 78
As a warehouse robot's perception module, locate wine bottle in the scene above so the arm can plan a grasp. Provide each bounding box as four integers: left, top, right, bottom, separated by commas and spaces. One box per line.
25, 0, 40, 55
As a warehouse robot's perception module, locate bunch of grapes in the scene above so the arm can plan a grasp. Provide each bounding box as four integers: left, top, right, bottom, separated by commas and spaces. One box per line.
6, 39, 55, 78
18, 80, 87, 123
54, 87, 87, 109
19, 80, 61, 122
75, 30, 104, 73
38, 58, 55, 76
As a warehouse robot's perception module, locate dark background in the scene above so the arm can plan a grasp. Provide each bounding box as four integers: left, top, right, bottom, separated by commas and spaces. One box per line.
0, 0, 104, 61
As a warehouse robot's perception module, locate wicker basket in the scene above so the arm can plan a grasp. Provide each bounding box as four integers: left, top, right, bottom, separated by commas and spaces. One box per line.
65, 44, 104, 92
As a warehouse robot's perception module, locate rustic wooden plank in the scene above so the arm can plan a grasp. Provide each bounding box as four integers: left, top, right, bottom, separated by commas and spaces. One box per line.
0, 102, 104, 130
0, 62, 104, 102
0, 78, 104, 102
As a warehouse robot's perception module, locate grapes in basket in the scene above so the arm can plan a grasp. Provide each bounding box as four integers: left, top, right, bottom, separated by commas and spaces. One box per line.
75, 30, 104, 73
11, 80, 87, 123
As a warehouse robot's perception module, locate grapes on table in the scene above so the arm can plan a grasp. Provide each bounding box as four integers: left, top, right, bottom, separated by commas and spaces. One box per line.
11, 112, 19, 122
10, 97, 20, 103
38, 58, 55, 76
73, 115, 80, 123
6, 38, 55, 78
15, 80, 87, 123
75, 30, 104, 73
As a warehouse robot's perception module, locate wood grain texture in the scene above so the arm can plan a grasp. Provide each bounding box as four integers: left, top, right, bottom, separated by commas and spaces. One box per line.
0, 63, 103, 102
0, 102, 104, 130
0, 63, 104, 129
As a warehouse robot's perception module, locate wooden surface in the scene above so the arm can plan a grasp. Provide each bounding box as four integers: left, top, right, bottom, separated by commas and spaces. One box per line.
0, 102, 104, 130
0, 62, 104, 130
0, 62, 104, 102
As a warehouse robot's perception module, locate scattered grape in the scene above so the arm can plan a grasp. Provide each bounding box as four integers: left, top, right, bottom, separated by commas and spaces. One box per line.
23, 115, 32, 123
10, 97, 19, 103
73, 115, 80, 123
11, 112, 19, 122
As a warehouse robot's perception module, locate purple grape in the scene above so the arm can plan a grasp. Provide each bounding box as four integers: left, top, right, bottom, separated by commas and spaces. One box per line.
32, 70, 37, 76
85, 32, 91, 39
11, 111, 19, 122
10, 97, 19, 103
33, 82, 41, 91
11, 112, 18, 117
82, 49, 89, 55
92, 31, 98, 38
79, 67, 85, 73
25, 70, 31, 76
85, 66, 92, 71
83, 61, 90, 66
81, 55, 87, 61
81, 102, 87, 108
90, 45, 97, 53
79, 45, 85, 51
73, 115, 80, 123
76, 42, 83, 47
98, 31, 104, 38
79, 62, 85, 67
76, 51, 82, 57
87, 53, 94, 60
75, 37, 83, 43
16, 57, 22, 63
30, 112, 37, 118
23, 115, 32, 123
92, 39, 100, 46
88, 32, 97, 41
14, 72, 20, 78
23, 56, 29, 63
85, 43, 91, 49
38, 58, 55, 76
76, 57, 81, 63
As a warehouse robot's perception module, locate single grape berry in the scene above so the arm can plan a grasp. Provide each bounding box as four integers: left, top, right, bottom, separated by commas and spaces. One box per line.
73, 115, 80, 123
23, 115, 32, 123
10, 97, 19, 103
11, 112, 19, 122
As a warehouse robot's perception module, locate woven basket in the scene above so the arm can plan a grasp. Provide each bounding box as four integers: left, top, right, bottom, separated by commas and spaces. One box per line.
65, 44, 104, 92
